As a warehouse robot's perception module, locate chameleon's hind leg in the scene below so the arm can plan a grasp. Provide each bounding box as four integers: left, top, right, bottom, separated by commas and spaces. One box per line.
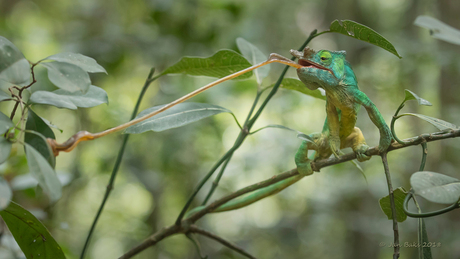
295, 132, 324, 175
341, 127, 371, 162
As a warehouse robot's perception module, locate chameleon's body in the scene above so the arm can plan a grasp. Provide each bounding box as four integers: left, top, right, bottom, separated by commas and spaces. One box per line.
186, 48, 393, 217
291, 47, 392, 175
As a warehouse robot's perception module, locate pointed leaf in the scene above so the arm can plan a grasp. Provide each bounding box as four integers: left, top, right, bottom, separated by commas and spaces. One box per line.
414, 15, 460, 45
30, 85, 108, 110
0, 111, 13, 135
41, 61, 91, 93
399, 113, 459, 131
25, 144, 61, 201
0, 137, 12, 165
277, 78, 326, 100
328, 20, 402, 58
0, 202, 66, 259
0, 175, 12, 210
0, 36, 31, 85
379, 187, 408, 222
44, 52, 107, 73
161, 50, 253, 79
411, 171, 460, 204
403, 89, 432, 106
418, 218, 432, 259
125, 102, 232, 134
25, 110, 56, 167
236, 38, 270, 84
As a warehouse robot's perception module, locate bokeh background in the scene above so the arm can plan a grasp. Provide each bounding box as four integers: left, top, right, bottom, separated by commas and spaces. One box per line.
1, 0, 460, 258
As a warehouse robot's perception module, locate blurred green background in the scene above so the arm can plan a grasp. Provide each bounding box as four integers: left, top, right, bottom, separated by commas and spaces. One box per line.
1, 0, 460, 258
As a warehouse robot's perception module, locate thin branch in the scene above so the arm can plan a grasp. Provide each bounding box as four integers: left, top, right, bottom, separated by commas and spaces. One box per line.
80, 68, 157, 259
118, 225, 182, 259
381, 152, 399, 259
189, 225, 257, 259
120, 129, 460, 259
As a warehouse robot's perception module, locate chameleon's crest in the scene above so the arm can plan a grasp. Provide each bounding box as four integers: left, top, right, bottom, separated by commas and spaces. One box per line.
303, 47, 316, 59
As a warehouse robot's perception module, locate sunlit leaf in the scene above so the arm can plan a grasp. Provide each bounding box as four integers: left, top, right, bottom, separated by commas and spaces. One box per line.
414, 15, 460, 45
125, 102, 232, 134
30, 85, 108, 110
11, 172, 73, 191
0, 137, 12, 165
44, 52, 107, 73
0, 111, 13, 135
236, 38, 270, 84
161, 50, 253, 79
25, 110, 55, 167
0, 202, 66, 259
411, 171, 460, 204
41, 61, 91, 93
277, 78, 326, 100
25, 144, 61, 202
0, 36, 30, 85
0, 175, 12, 210
399, 113, 459, 131
379, 187, 408, 222
328, 20, 402, 58
403, 89, 432, 106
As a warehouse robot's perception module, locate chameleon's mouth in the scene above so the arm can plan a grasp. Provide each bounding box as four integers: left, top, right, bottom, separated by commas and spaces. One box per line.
298, 58, 334, 75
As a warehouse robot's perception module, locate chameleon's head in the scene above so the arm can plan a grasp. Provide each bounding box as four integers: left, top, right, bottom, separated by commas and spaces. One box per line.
290, 47, 350, 91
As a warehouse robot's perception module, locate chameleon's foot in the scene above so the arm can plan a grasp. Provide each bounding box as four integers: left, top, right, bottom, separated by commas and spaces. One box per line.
378, 126, 393, 153
296, 160, 313, 176
355, 144, 371, 162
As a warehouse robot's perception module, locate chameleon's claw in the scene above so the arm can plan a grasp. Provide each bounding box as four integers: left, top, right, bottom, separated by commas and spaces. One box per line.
355, 144, 371, 162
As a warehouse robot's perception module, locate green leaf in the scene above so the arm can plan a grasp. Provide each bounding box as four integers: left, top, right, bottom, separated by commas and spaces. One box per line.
25, 110, 56, 167
0, 202, 66, 259
41, 61, 91, 93
418, 218, 432, 259
125, 102, 232, 134
379, 187, 408, 222
0, 36, 31, 85
0, 91, 12, 102
236, 38, 270, 84
0, 175, 12, 210
0, 137, 12, 165
25, 143, 61, 202
399, 113, 459, 131
328, 20, 402, 59
161, 50, 253, 80
30, 85, 108, 110
0, 111, 13, 135
414, 15, 460, 45
403, 89, 432, 106
277, 78, 326, 100
43, 52, 107, 74
297, 133, 315, 144
411, 171, 460, 204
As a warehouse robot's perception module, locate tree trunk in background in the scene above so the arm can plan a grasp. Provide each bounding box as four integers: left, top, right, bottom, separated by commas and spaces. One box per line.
438, 0, 460, 170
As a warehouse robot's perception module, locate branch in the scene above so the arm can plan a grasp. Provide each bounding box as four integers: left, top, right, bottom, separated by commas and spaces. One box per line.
381, 153, 399, 259
189, 225, 257, 259
119, 129, 460, 258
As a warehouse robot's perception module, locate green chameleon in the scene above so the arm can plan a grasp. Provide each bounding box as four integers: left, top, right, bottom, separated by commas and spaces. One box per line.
292, 47, 392, 175
186, 47, 393, 216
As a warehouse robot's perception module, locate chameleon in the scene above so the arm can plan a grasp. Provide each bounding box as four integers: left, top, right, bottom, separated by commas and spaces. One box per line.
185, 47, 393, 217
292, 47, 392, 175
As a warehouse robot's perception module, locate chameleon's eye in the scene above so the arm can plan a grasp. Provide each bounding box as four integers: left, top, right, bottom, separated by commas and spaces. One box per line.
319, 51, 332, 65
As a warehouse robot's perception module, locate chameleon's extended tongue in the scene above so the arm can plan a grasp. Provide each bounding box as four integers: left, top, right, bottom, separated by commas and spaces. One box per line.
268, 53, 303, 69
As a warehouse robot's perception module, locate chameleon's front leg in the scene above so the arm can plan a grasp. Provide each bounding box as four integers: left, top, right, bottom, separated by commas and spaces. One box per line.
353, 90, 392, 152
325, 98, 341, 157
